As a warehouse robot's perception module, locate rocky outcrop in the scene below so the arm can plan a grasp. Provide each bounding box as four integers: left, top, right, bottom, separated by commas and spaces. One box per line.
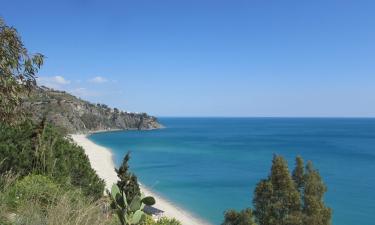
22, 86, 162, 133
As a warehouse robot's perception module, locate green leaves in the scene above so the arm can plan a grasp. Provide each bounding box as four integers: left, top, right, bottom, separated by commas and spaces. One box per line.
0, 17, 44, 124
223, 208, 256, 225
0, 121, 105, 200
241, 156, 331, 225
141, 196, 156, 206
115, 152, 141, 205
130, 210, 144, 224
129, 195, 141, 212
109, 154, 157, 225
111, 184, 126, 209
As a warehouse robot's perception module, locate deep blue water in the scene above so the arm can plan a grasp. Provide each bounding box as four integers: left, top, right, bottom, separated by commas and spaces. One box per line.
89, 118, 375, 225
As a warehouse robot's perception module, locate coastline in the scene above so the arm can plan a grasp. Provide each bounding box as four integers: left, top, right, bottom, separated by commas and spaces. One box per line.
70, 134, 211, 225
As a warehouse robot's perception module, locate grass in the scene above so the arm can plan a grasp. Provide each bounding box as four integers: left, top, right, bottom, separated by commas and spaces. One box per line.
0, 173, 113, 225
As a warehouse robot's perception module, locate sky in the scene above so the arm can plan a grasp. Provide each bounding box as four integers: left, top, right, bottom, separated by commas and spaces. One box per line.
1, 0, 375, 117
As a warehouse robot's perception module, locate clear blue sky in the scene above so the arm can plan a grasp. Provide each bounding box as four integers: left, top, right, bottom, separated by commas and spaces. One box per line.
2, 0, 375, 117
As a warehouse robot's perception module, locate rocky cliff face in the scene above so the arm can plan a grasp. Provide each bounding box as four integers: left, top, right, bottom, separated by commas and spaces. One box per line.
22, 86, 162, 133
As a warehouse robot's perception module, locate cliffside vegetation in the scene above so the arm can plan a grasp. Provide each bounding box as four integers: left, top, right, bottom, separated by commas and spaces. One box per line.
0, 121, 105, 199
24, 87, 162, 134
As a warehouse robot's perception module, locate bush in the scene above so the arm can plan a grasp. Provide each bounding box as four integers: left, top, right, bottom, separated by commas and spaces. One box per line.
155, 217, 182, 225
0, 121, 105, 199
140, 216, 182, 225
5, 174, 62, 210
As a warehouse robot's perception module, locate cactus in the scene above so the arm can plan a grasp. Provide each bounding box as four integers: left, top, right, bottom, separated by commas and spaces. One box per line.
109, 183, 156, 225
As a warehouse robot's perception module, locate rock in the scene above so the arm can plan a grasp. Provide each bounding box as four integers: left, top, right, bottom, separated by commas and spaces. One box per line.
22, 86, 162, 133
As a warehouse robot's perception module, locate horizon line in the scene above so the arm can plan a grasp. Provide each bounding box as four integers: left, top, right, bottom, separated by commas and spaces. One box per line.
155, 116, 375, 119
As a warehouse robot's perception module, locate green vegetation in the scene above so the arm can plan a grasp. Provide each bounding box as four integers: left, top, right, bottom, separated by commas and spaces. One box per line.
0, 18, 43, 125
109, 183, 156, 225
0, 173, 112, 225
0, 120, 105, 199
109, 152, 165, 225
23, 87, 161, 134
223, 155, 331, 225
116, 152, 141, 205
5, 174, 62, 210
153, 217, 182, 225
222, 209, 256, 225
140, 216, 182, 225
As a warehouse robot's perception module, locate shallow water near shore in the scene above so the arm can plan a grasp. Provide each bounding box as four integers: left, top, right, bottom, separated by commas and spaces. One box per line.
89, 118, 375, 225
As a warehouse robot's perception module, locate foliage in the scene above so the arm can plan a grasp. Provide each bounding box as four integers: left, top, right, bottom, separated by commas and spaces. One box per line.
139, 215, 155, 225
302, 162, 332, 225
109, 183, 156, 225
0, 120, 105, 199
225, 155, 331, 225
154, 217, 182, 225
254, 156, 302, 225
5, 174, 62, 210
222, 208, 256, 225
0, 17, 44, 124
0, 174, 111, 225
292, 156, 305, 193
116, 152, 141, 205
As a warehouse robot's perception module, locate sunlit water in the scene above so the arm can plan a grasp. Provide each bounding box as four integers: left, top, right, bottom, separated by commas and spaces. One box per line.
89, 118, 375, 225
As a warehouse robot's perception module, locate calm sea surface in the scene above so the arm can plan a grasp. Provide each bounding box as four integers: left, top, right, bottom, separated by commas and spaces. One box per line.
89, 118, 375, 225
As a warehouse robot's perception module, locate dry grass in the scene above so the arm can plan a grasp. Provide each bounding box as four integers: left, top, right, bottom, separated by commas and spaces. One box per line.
12, 193, 111, 225
0, 173, 114, 225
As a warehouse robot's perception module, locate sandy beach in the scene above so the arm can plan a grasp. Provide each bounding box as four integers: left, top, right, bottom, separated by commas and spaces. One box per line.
70, 134, 211, 225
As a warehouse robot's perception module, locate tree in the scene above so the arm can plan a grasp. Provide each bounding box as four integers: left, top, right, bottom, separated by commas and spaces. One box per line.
224, 155, 332, 225
253, 180, 273, 225
254, 156, 302, 225
222, 208, 256, 225
115, 152, 141, 205
302, 161, 332, 225
0, 17, 44, 124
292, 156, 305, 194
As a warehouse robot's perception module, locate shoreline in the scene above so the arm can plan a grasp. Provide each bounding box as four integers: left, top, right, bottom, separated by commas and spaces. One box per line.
70, 134, 211, 225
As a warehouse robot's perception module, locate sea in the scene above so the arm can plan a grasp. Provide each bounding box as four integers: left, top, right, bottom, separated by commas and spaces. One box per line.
89, 118, 375, 225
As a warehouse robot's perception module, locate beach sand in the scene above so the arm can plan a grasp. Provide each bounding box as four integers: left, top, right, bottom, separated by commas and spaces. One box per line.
70, 134, 211, 225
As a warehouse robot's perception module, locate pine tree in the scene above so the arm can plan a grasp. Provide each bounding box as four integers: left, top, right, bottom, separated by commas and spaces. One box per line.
302, 161, 332, 225
253, 179, 273, 225
254, 155, 302, 225
115, 152, 141, 205
292, 156, 305, 193
222, 208, 256, 225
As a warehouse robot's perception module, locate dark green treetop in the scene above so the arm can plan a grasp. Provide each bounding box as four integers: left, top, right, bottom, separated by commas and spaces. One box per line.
253, 155, 303, 225
222, 208, 257, 225
302, 161, 332, 225
228, 155, 331, 225
292, 156, 305, 193
115, 152, 141, 205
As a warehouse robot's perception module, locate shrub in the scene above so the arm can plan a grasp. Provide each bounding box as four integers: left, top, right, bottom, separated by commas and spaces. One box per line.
139, 216, 182, 225
154, 217, 182, 225
0, 121, 105, 199
5, 174, 62, 210
0, 174, 111, 225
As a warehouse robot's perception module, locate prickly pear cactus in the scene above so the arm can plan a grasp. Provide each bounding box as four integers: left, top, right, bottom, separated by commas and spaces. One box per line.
109, 184, 156, 225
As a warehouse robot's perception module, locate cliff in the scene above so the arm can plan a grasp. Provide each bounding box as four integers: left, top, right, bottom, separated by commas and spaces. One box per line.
22, 86, 162, 133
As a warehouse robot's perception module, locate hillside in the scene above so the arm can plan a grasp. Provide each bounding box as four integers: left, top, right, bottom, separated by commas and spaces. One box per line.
22, 86, 162, 133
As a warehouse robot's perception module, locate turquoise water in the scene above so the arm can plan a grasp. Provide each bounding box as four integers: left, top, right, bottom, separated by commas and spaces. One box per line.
89, 118, 375, 225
